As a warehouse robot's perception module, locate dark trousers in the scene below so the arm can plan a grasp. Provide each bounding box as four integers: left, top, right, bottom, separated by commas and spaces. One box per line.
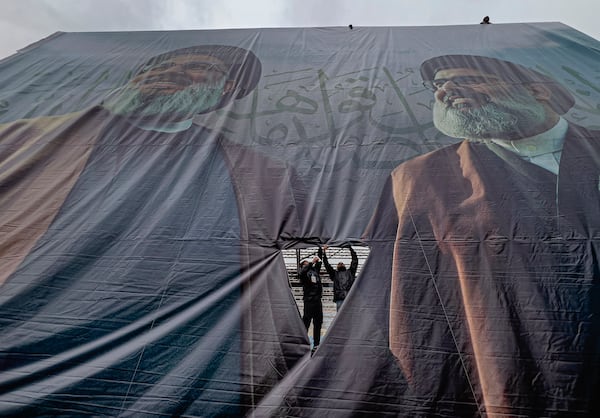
302, 299, 323, 346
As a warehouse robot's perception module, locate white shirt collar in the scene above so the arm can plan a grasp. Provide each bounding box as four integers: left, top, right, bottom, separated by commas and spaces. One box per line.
489, 117, 568, 157
133, 118, 194, 133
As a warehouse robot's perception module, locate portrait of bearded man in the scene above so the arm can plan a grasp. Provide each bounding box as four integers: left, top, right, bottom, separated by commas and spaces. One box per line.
367, 54, 600, 417
104, 50, 234, 125
0, 45, 308, 416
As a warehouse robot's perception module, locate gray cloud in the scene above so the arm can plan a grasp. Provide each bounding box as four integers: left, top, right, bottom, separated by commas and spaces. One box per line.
1, 0, 599, 60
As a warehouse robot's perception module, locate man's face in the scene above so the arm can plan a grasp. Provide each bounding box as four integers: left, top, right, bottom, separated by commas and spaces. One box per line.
131, 54, 228, 96
430, 68, 548, 140
107, 53, 230, 120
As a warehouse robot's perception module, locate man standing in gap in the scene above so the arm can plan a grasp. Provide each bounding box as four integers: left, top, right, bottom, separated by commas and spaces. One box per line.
299, 252, 324, 352
322, 245, 358, 311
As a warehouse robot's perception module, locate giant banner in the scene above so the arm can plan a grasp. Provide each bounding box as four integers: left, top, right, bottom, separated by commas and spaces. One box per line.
0, 23, 599, 416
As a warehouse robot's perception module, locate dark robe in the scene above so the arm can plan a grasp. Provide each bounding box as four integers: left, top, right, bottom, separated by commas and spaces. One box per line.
386, 123, 600, 417
0, 106, 309, 416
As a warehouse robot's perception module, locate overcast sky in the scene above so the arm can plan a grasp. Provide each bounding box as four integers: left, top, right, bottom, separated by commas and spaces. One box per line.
2, 0, 599, 59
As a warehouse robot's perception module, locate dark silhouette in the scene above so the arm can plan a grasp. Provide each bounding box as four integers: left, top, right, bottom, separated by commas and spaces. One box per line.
299, 253, 324, 351
322, 245, 358, 311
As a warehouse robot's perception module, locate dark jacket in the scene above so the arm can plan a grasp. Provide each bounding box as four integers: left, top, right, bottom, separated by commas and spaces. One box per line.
323, 246, 358, 302
299, 256, 323, 302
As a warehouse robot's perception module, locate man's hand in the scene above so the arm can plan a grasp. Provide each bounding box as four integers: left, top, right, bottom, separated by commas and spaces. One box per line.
313, 256, 320, 263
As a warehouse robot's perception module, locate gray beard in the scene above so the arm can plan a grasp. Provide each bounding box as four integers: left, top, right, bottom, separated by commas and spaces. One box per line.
433, 94, 547, 141
105, 76, 226, 120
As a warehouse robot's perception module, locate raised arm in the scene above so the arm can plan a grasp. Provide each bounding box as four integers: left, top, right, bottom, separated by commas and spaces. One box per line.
320, 246, 335, 276
349, 246, 358, 276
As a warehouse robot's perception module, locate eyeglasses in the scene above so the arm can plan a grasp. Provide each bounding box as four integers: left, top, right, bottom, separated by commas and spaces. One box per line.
422, 75, 517, 92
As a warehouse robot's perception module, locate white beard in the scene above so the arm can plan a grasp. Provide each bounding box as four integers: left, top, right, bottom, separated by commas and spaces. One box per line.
433, 92, 548, 141
105, 75, 226, 120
